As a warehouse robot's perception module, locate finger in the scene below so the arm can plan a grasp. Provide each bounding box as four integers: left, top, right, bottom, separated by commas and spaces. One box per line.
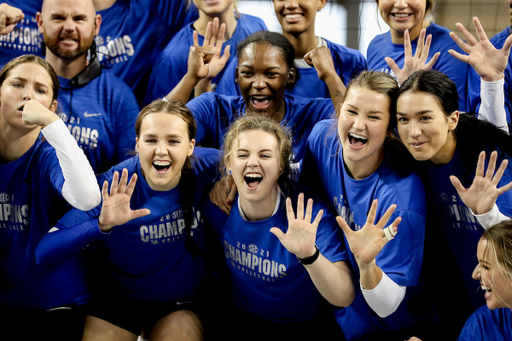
286, 197, 296, 221
404, 29, 412, 57
216, 22, 226, 50
377, 204, 397, 228
269, 227, 285, 240
473, 17, 489, 42
227, 180, 237, 206
419, 34, 432, 63
449, 175, 467, 195
485, 151, 497, 180
126, 172, 138, 197
497, 178, 512, 195
101, 180, 109, 200
448, 49, 469, 64
303, 51, 313, 66
415, 29, 426, 58
220, 45, 231, 63
424, 52, 440, 69
203, 49, 214, 63
297, 193, 305, 220
449, 31, 471, 54
455, 22, 479, 46
367, 199, 378, 226
118, 168, 129, 194
385, 57, 401, 75
110, 171, 120, 196
336, 216, 352, 236
133, 208, 151, 220
475, 150, 486, 178
193, 30, 199, 47
304, 198, 314, 223
209, 18, 219, 47
312, 209, 324, 228
502, 34, 512, 56
493, 158, 508, 185
203, 21, 212, 47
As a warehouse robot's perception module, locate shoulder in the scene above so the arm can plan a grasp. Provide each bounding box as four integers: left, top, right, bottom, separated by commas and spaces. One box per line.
459, 306, 512, 340
237, 13, 268, 30
490, 26, 512, 48
367, 31, 389, 49
325, 39, 365, 61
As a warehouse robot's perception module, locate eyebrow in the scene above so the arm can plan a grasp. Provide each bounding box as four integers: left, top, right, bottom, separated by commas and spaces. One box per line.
237, 148, 275, 153
11, 77, 50, 89
143, 133, 183, 139
397, 110, 433, 117
345, 103, 385, 115
239, 64, 282, 71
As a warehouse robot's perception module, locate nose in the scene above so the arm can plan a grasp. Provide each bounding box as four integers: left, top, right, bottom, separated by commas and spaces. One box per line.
352, 115, 366, 131
22, 86, 34, 101
247, 153, 259, 168
63, 17, 76, 32
284, 0, 298, 9
155, 141, 168, 156
472, 263, 481, 280
252, 74, 266, 91
409, 120, 421, 139
394, 0, 407, 8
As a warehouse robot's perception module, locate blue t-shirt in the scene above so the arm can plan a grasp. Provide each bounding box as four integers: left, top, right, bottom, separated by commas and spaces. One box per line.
367, 23, 470, 112
186, 93, 335, 178
144, 13, 267, 105
0, 0, 44, 68
202, 185, 348, 322
215, 38, 367, 99
95, 0, 198, 103
36, 148, 221, 302
56, 71, 139, 174
300, 119, 429, 340
467, 26, 512, 130
425, 149, 512, 310
0, 136, 89, 310
458, 306, 512, 341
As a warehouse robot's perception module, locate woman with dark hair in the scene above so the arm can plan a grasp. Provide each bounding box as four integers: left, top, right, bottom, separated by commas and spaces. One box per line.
202, 114, 355, 340
36, 99, 222, 341
0, 54, 100, 339
169, 30, 336, 183
396, 69, 512, 314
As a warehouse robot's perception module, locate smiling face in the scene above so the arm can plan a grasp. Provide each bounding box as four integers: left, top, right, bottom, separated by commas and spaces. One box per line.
192, 0, 234, 16
38, 0, 101, 60
273, 0, 326, 36
0, 62, 57, 129
473, 238, 512, 310
136, 112, 195, 192
338, 86, 391, 179
397, 91, 458, 165
236, 42, 295, 118
228, 129, 281, 206
377, 0, 429, 42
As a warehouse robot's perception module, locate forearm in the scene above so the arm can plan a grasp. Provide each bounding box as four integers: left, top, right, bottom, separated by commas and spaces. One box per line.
473, 204, 510, 229
479, 77, 508, 133
361, 270, 406, 318
304, 257, 355, 307
165, 73, 201, 104
42, 119, 101, 211
323, 73, 345, 115
194, 78, 213, 97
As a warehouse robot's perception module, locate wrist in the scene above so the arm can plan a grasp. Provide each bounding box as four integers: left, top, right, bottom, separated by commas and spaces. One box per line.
297, 245, 320, 265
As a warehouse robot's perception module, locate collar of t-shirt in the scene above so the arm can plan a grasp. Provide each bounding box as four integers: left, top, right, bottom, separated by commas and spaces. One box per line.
294, 37, 327, 69
238, 186, 284, 221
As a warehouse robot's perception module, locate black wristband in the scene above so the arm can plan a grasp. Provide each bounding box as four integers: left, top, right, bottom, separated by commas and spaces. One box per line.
297, 245, 320, 265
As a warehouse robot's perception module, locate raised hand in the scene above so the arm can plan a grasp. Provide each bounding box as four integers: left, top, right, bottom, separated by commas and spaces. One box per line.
449, 17, 512, 82
385, 29, 440, 85
336, 199, 401, 267
194, 17, 231, 82
0, 3, 24, 36
98, 169, 151, 232
450, 151, 512, 215
22, 99, 59, 127
270, 193, 323, 259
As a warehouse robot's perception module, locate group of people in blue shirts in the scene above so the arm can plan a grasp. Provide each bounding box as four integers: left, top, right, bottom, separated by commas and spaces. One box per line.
1, 0, 512, 340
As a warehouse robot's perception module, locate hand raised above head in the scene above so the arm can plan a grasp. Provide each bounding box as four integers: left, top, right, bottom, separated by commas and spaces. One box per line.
0, 3, 24, 36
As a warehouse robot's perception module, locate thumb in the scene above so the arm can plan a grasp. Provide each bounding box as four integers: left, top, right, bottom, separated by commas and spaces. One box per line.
385, 57, 400, 75
270, 227, 285, 241
449, 175, 466, 195
336, 216, 352, 236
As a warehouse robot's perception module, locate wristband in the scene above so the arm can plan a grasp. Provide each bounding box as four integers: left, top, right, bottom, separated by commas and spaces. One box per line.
297, 245, 320, 265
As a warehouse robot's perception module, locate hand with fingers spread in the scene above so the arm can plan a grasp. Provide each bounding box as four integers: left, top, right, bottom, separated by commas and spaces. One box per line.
449, 17, 512, 82
98, 169, 151, 232
209, 177, 237, 215
385, 29, 440, 86
336, 199, 402, 268
270, 193, 323, 259
0, 3, 24, 36
450, 151, 512, 215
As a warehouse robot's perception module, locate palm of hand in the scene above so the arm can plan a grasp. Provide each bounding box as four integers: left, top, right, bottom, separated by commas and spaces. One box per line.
469, 40, 507, 79
100, 191, 135, 227
345, 224, 386, 266
280, 218, 317, 256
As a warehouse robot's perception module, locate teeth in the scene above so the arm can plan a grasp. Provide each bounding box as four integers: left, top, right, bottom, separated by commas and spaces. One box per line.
349, 133, 367, 141
394, 13, 410, 18
285, 14, 302, 19
245, 173, 263, 179
252, 96, 269, 100
153, 161, 171, 166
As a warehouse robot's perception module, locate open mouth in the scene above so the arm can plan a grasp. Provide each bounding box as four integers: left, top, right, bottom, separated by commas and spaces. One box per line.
244, 172, 263, 189
250, 95, 272, 111
18, 104, 25, 112
348, 133, 368, 148
391, 13, 412, 19
481, 283, 493, 299
152, 160, 171, 174
284, 13, 303, 22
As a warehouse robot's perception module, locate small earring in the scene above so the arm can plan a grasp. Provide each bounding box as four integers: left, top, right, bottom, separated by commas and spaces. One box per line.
229, 170, 232, 175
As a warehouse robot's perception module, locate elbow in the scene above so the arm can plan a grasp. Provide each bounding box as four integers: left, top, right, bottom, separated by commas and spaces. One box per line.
74, 191, 101, 211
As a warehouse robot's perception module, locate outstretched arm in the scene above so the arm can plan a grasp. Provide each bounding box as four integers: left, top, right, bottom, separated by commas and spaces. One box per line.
449, 17, 512, 131
337, 199, 406, 318
450, 151, 512, 228
270, 194, 355, 308
385, 28, 440, 86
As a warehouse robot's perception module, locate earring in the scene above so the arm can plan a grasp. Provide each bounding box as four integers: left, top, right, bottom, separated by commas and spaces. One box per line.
229, 170, 232, 175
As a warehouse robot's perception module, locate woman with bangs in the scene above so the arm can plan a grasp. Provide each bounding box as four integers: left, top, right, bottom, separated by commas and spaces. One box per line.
35, 99, 222, 340
0, 54, 100, 339
201, 114, 356, 340
299, 50, 438, 340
